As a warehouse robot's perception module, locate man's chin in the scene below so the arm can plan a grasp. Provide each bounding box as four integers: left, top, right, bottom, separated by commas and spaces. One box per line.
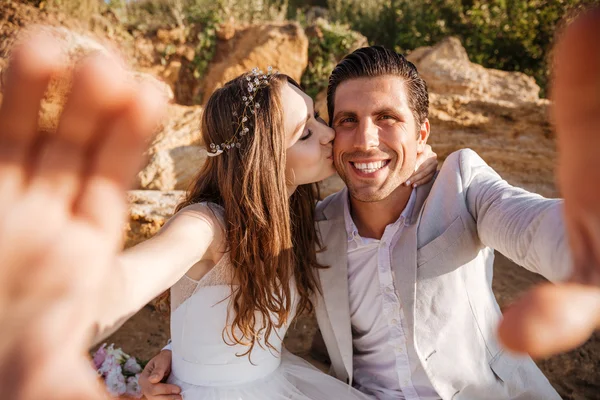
347, 186, 391, 203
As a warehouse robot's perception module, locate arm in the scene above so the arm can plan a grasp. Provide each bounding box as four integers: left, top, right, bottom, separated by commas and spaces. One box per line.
93, 204, 220, 343
460, 149, 571, 282
499, 8, 600, 358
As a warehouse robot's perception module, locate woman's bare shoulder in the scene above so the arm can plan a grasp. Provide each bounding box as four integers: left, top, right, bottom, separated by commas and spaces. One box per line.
159, 202, 226, 255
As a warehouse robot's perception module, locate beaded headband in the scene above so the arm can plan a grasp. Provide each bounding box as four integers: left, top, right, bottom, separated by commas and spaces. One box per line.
207, 66, 277, 157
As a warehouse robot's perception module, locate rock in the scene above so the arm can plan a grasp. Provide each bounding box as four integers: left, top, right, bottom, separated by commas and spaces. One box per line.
402, 38, 557, 198
427, 92, 557, 198
148, 104, 204, 154
199, 22, 309, 105
156, 27, 186, 45
408, 37, 541, 103
137, 145, 208, 191
124, 190, 185, 249
144, 61, 183, 97
1, 25, 173, 134
216, 18, 236, 41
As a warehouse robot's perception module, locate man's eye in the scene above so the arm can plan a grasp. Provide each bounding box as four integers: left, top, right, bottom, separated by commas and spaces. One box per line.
341, 117, 356, 123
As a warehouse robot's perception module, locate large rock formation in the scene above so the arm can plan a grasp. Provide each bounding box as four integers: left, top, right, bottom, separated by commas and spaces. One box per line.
136, 104, 205, 190
199, 21, 309, 105
0, 24, 173, 133
407, 37, 558, 198
407, 37, 541, 103
146, 104, 205, 153
124, 190, 184, 249
137, 146, 208, 191
428, 94, 556, 197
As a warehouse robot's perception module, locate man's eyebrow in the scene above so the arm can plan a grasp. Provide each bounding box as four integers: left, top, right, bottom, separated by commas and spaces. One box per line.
333, 111, 357, 121
373, 107, 401, 115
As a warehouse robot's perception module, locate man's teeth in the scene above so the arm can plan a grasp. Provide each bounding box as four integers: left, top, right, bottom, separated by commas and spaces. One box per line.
352, 161, 387, 173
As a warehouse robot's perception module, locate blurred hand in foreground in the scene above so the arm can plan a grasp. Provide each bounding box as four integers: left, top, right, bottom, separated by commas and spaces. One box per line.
499, 7, 600, 358
0, 33, 166, 399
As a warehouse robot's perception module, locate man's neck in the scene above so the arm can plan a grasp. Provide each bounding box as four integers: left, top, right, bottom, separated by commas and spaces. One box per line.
349, 185, 413, 240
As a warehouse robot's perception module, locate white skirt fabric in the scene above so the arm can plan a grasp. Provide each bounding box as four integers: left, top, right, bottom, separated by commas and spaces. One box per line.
168, 349, 372, 400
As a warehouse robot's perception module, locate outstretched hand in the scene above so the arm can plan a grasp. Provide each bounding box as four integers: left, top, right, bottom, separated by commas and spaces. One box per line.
499, 7, 600, 358
0, 33, 166, 399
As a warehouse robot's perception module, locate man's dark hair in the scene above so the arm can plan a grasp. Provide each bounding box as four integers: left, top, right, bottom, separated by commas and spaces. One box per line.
327, 46, 429, 127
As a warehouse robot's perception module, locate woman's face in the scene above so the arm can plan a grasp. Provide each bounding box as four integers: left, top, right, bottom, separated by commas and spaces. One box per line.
280, 82, 335, 193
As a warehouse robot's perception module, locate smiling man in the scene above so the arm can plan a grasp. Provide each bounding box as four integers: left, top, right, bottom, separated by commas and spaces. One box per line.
310, 46, 568, 399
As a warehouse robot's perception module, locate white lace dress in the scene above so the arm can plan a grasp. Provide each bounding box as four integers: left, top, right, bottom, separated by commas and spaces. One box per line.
167, 204, 371, 400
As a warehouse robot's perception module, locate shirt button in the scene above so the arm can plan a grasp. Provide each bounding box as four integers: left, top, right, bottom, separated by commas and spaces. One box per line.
391, 318, 399, 324
385, 287, 393, 294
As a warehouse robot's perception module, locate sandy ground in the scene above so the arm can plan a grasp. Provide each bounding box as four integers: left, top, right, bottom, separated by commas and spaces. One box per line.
101, 252, 600, 399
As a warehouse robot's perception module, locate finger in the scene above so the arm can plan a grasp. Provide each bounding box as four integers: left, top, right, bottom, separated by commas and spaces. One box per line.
147, 395, 183, 400
564, 212, 600, 285
406, 162, 437, 187
411, 176, 429, 188
149, 383, 182, 396
407, 169, 431, 187
498, 283, 600, 358
554, 8, 600, 188
140, 359, 155, 376
147, 356, 171, 384
0, 36, 62, 204
76, 82, 165, 237
28, 54, 131, 208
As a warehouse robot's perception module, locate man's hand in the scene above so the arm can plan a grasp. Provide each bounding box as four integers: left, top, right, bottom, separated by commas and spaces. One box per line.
0, 33, 166, 399
499, 7, 600, 358
139, 350, 182, 400
407, 144, 438, 187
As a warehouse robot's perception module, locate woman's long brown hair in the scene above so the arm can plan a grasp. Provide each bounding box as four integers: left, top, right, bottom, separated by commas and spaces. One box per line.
175, 73, 324, 357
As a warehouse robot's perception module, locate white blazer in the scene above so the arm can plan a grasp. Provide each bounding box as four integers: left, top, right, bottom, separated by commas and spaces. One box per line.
313, 149, 567, 400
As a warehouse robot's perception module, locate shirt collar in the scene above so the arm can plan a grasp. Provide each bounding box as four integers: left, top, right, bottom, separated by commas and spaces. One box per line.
343, 189, 417, 243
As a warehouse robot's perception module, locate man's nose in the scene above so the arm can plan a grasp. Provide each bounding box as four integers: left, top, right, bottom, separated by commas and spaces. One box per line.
354, 119, 379, 150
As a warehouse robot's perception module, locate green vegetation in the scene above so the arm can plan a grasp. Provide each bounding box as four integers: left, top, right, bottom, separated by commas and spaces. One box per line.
39, 0, 600, 96
302, 19, 366, 98
326, 0, 599, 95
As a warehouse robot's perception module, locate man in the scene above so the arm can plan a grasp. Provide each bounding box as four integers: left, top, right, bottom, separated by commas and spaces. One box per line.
309, 46, 565, 399
0, 8, 598, 400
140, 12, 600, 400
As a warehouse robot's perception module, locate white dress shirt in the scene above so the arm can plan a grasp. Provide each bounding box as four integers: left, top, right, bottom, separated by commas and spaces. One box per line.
344, 190, 441, 400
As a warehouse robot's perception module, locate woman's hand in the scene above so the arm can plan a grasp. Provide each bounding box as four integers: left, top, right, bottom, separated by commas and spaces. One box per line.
139, 350, 182, 400
407, 144, 438, 187
0, 33, 166, 399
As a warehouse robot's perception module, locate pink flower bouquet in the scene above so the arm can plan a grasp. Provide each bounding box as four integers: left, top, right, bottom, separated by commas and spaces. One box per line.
93, 344, 145, 398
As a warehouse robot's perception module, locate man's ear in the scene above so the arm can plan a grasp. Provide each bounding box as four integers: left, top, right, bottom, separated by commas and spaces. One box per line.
417, 118, 431, 153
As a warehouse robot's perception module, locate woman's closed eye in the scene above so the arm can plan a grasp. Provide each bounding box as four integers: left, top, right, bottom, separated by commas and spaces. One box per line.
300, 129, 313, 141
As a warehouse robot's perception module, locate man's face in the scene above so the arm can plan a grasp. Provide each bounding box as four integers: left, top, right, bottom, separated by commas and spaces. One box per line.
331, 75, 430, 202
